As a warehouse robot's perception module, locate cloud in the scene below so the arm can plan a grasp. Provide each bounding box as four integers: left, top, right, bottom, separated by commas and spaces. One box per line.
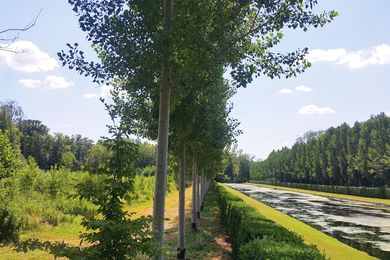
306, 44, 390, 69
83, 85, 113, 99
19, 75, 74, 89
298, 105, 335, 115
295, 85, 312, 92
278, 88, 293, 95
386, 111, 390, 117
0, 40, 58, 72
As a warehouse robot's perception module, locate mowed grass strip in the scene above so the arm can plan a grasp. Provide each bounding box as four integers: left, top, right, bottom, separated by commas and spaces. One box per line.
249, 182, 390, 205
222, 184, 376, 260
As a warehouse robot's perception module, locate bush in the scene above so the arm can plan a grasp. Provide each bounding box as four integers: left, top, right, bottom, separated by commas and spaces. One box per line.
215, 183, 325, 260
240, 238, 326, 260
0, 207, 20, 243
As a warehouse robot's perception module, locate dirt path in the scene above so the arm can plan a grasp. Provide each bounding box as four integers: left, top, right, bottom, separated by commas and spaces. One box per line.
127, 186, 231, 259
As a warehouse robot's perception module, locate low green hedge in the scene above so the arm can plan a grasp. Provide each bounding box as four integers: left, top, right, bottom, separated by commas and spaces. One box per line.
215, 183, 326, 260
252, 181, 390, 199
240, 238, 326, 260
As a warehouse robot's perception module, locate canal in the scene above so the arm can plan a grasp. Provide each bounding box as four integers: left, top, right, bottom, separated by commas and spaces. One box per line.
226, 183, 390, 259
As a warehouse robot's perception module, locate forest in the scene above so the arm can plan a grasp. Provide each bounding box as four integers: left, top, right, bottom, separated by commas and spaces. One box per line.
251, 113, 390, 188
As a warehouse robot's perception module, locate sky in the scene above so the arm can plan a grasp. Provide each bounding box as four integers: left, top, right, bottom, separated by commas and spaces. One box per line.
1, 1, 390, 160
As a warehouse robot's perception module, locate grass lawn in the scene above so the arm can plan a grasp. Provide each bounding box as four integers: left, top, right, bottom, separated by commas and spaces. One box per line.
249, 182, 390, 205
223, 184, 376, 260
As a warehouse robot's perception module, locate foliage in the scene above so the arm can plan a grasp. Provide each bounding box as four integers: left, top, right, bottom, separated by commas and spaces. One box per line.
251, 113, 390, 188
215, 183, 326, 260
0, 207, 20, 243
240, 238, 326, 260
0, 130, 18, 179
72, 118, 157, 258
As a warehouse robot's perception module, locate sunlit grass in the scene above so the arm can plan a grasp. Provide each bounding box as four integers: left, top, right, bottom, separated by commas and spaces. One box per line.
250, 183, 390, 205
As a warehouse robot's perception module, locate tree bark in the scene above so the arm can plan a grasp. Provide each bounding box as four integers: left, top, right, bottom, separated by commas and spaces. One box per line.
177, 144, 186, 259
200, 171, 205, 210
196, 173, 200, 220
152, 0, 173, 258
191, 154, 197, 230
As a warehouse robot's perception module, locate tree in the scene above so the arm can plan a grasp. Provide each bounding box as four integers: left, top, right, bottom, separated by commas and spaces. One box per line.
60, 151, 76, 169
0, 10, 41, 52
85, 142, 110, 173
0, 130, 18, 179
0, 100, 24, 146
239, 157, 251, 182
19, 119, 50, 169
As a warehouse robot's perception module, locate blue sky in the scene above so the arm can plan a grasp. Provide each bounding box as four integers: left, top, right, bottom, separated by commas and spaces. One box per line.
1, 1, 390, 159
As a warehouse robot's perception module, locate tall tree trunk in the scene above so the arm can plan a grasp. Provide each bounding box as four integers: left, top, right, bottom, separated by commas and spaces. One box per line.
152, 0, 173, 258
177, 144, 186, 259
196, 173, 200, 220
191, 154, 197, 230
200, 170, 206, 211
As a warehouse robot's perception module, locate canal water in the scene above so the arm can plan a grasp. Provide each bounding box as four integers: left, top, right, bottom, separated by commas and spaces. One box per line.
226, 183, 390, 259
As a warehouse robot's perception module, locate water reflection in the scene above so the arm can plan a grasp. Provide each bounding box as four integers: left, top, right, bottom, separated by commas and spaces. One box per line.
226, 183, 390, 259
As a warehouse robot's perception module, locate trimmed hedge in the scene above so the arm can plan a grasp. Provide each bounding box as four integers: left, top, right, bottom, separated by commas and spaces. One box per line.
240, 238, 326, 260
252, 181, 390, 199
215, 183, 326, 260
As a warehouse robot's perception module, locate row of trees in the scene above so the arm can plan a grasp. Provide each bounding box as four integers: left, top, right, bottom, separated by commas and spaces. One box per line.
219, 149, 253, 183
57, 0, 336, 258
0, 100, 156, 173
251, 113, 390, 187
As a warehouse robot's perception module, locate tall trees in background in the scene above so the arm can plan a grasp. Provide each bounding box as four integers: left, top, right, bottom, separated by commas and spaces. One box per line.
252, 113, 390, 187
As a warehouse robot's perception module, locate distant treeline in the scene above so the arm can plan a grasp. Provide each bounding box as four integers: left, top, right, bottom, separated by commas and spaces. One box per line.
251, 113, 390, 187
0, 100, 156, 173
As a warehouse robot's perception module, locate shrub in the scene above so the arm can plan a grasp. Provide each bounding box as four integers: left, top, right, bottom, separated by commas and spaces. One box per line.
240, 238, 326, 260
0, 207, 20, 243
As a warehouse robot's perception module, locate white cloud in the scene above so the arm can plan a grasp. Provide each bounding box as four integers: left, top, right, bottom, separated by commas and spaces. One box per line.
298, 104, 335, 115
278, 88, 293, 95
386, 111, 390, 117
19, 75, 74, 89
307, 44, 390, 69
0, 40, 58, 72
83, 85, 114, 99
295, 85, 312, 92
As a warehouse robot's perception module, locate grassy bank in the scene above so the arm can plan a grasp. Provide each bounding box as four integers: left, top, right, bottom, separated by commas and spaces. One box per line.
222, 184, 375, 259
250, 182, 390, 205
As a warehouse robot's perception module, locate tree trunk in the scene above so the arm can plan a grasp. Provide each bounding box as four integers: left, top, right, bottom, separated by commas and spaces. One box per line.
195, 173, 201, 230
177, 144, 186, 259
196, 173, 201, 219
152, 0, 173, 258
200, 171, 205, 210
191, 154, 197, 230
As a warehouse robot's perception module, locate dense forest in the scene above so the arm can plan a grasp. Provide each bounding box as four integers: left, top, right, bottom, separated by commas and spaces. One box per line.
251, 113, 390, 187
0, 100, 157, 174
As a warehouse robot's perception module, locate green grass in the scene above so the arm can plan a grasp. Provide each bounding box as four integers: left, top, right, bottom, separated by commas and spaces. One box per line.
249, 182, 390, 205
0, 220, 83, 260
222, 184, 376, 260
